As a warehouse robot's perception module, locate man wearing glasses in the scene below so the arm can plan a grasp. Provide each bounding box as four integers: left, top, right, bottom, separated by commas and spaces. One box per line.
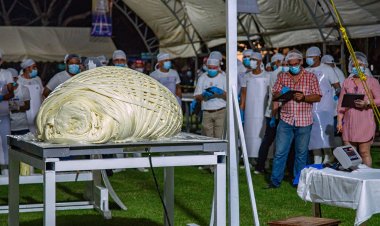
267, 49, 322, 189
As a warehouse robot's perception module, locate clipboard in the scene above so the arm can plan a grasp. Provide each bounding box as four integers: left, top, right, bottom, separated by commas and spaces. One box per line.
273, 90, 303, 102
341, 93, 365, 108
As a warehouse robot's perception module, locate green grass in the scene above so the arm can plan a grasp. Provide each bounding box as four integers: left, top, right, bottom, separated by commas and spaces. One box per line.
0, 150, 379, 225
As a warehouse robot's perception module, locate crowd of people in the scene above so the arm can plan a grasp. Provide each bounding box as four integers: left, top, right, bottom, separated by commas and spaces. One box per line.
0, 46, 379, 188
189, 47, 380, 189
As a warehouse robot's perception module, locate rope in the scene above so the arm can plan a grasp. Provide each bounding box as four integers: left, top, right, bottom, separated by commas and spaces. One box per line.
329, 0, 380, 125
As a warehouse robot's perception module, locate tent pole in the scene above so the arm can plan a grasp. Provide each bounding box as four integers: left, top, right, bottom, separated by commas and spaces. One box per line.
226, 0, 239, 225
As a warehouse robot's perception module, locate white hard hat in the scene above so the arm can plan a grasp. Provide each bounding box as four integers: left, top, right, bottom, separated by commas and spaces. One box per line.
113, 50, 127, 60
321, 55, 335, 64
207, 58, 220, 67
285, 49, 303, 61
157, 53, 170, 62
250, 51, 262, 60
271, 53, 284, 63
242, 49, 253, 57
20, 59, 36, 69
306, 46, 321, 57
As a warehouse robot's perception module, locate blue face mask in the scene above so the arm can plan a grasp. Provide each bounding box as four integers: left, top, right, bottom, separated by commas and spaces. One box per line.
163, 61, 172, 70
306, 57, 314, 66
282, 66, 289, 73
30, 69, 38, 78
243, 57, 250, 67
68, 64, 80, 75
289, 65, 301, 75
272, 65, 278, 71
114, 64, 126, 67
207, 69, 218, 77
352, 66, 365, 76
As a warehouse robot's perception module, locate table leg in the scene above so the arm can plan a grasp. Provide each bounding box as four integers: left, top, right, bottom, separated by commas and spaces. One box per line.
44, 169, 56, 226
214, 158, 226, 226
8, 151, 20, 226
185, 101, 190, 133
312, 203, 321, 217
164, 167, 174, 226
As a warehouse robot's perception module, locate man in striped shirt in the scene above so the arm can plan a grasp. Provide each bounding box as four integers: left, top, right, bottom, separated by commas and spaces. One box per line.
268, 49, 322, 188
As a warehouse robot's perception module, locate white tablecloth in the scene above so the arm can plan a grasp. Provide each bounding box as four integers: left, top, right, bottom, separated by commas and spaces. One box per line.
297, 166, 380, 226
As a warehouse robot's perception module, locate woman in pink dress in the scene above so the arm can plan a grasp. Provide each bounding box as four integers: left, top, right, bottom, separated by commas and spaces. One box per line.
337, 52, 380, 167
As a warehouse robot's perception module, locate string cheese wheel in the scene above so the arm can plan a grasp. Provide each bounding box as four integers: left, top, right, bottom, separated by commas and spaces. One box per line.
36, 67, 183, 144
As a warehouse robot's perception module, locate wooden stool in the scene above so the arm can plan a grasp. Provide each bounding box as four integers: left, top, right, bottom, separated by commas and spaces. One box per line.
268, 216, 341, 226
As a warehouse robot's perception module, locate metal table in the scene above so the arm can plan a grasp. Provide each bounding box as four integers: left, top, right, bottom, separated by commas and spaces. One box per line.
8, 133, 227, 226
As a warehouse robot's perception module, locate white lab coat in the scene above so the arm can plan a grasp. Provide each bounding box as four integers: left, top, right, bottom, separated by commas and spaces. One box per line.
0, 69, 13, 165
242, 71, 271, 157
306, 64, 339, 150
18, 76, 43, 133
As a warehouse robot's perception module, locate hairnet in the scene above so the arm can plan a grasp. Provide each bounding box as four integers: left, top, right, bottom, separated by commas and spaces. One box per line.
97, 55, 108, 65
7, 68, 18, 78
271, 53, 284, 63
207, 58, 220, 67
209, 51, 223, 61
20, 59, 36, 69
265, 63, 271, 68
84, 57, 102, 70
65, 54, 81, 64
250, 51, 262, 61
285, 49, 303, 61
242, 49, 253, 57
321, 55, 335, 64
348, 51, 368, 73
306, 46, 321, 57
157, 53, 170, 62
113, 50, 126, 60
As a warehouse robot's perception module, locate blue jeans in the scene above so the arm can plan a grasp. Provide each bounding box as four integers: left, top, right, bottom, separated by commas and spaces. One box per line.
271, 120, 312, 187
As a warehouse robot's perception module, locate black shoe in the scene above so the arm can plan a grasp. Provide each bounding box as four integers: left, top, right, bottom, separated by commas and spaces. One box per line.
265, 183, 279, 189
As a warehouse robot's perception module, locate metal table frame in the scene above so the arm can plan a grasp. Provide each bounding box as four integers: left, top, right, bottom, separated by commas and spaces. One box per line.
7, 133, 227, 226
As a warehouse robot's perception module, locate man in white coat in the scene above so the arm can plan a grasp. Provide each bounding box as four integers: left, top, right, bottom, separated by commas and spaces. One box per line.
18, 59, 44, 133
0, 50, 15, 175
240, 51, 271, 162
305, 47, 341, 164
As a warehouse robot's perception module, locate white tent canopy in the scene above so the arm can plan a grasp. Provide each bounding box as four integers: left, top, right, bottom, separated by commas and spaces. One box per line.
122, 0, 380, 57
0, 26, 116, 62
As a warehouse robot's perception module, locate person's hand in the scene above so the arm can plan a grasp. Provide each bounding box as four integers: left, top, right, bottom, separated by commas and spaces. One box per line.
269, 117, 276, 128
337, 120, 343, 133
240, 110, 244, 123
9, 102, 19, 112
190, 99, 197, 114
354, 99, 369, 109
280, 86, 290, 94
202, 90, 214, 100
294, 92, 305, 102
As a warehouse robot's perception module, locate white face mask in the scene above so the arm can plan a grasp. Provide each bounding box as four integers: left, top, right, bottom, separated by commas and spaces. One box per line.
250, 60, 257, 69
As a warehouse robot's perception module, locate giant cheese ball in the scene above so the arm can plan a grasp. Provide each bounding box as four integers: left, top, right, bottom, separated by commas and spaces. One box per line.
36, 67, 183, 143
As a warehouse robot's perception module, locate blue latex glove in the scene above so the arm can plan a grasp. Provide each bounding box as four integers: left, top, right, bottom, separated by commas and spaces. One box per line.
202, 90, 214, 99
269, 117, 276, 128
333, 95, 339, 101
240, 110, 244, 123
208, 86, 224, 95
190, 99, 197, 114
280, 86, 290, 94
0, 95, 3, 102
